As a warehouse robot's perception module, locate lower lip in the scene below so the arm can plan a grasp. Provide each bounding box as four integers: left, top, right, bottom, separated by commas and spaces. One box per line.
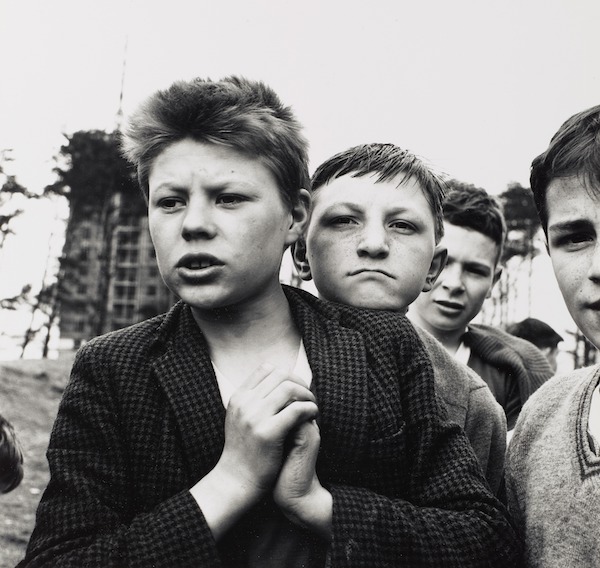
352, 271, 393, 279
177, 265, 222, 281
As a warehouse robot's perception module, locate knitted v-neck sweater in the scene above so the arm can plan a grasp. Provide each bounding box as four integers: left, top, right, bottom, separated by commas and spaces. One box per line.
505, 366, 600, 566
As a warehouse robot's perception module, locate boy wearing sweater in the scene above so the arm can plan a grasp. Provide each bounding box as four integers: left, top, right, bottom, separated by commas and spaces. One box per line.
505, 104, 600, 566
408, 183, 553, 433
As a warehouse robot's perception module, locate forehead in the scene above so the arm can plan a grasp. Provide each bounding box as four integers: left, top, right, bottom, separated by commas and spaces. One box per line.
312, 172, 432, 213
443, 223, 499, 265
546, 176, 600, 227
149, 138, 277, 188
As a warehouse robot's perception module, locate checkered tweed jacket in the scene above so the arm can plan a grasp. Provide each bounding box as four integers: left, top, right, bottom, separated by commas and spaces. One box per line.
21, 286, 520, 567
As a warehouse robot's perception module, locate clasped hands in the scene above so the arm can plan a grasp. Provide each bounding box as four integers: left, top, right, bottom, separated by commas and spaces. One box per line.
190, 364, 332, 541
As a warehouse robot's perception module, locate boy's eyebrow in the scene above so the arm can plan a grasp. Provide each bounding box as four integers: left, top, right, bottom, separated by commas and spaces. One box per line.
317, 201, 363, 213
548, 219, 593, 233
150, 176, 258, 193
316, 201, 421, 216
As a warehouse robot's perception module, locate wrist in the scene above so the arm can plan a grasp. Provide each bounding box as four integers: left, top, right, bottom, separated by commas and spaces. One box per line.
190, 463, 262, 541
280, 483, 333, 541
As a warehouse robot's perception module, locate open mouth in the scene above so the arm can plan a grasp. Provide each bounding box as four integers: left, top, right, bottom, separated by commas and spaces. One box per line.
177, 254, 223, 270
435, 300, 463, 311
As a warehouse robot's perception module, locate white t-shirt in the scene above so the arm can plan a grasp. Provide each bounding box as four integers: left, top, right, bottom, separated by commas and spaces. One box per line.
212, 341, 313, 408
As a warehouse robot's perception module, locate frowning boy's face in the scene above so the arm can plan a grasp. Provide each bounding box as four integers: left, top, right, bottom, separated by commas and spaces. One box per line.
301, 173, 439, 311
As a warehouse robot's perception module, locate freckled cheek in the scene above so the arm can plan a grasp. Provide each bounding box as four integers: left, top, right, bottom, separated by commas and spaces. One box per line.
552, 261, 577, 297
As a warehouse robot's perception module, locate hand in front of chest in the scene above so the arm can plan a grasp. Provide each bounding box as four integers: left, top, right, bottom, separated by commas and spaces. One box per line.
274, 420, 333, 541
189, 363, 319, 540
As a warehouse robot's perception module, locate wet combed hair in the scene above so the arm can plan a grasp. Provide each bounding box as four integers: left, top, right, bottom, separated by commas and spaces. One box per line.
530, 104, 600, 234
0, 415, 24, 494
121, 76, 310, 207
506, 317, 563, 350
443, 181, 507, 264
310, 143, 447, 243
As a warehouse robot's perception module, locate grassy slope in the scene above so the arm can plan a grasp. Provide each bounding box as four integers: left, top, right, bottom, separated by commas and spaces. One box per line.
0, 355, 74, 568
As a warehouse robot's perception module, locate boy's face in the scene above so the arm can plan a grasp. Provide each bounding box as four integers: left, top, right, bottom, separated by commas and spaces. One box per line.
546, 176, 600, 348
411, 222, 501, 334
148, 139, 307, 314
300, 173, 441, 311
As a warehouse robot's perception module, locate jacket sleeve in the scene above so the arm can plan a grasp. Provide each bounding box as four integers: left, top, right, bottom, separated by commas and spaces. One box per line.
326, 323, 521, 567
18, 342, 223, 568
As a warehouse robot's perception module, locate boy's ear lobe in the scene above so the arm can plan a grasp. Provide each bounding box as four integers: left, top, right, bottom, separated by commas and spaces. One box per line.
291, 239, 312, 281
422, 245, 447, 292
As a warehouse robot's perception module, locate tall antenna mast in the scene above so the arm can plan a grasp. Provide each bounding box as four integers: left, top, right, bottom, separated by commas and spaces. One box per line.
115, 33, 128, 131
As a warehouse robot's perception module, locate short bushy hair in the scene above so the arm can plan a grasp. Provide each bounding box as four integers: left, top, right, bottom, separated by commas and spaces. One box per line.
310, 143, 447, 243
0, 415, 24, 494
121, 76, 310, 207
530, 104, 600, 234
443, 181, 507, 264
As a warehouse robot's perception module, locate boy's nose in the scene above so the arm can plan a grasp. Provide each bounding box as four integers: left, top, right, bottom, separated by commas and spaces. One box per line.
357, 225, 389, 258
181, 203, 217, 240
440, 264, 465, 292
587, 242, 600, 283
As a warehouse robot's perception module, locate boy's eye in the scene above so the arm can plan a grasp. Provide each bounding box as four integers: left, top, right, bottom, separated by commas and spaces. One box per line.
158, 197, 185, 210
467, 267, 489, 277
389, 220, 416, 233
555, 232, 595, 249
217, 194, 246, 206
330, 216, 357, 226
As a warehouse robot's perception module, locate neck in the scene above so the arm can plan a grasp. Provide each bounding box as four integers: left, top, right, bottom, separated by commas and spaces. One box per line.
191, 284, 298, 355
408, 311, 466, 355
431, 328, 467, 355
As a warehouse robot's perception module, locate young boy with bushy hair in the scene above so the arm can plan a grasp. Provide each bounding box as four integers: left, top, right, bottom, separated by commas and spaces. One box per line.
506, 104, 600, 567
293, 143, 507, 493
21, 77, 519, 567
0, 414, 24, 494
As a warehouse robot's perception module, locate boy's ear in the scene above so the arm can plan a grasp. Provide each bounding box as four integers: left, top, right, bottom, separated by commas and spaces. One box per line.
291, 238, 312, 281
285, 188, 311, 246
422, 244, 447, 292
486, 267, 503, 298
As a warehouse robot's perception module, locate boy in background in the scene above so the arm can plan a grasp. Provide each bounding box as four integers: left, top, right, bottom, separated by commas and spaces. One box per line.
506, 104, 600, 567
293, 142, 506, 493
505, 317, 563, 373
0, 414, 24, 494
408, 184, 553, 432
20, 78, 519, 567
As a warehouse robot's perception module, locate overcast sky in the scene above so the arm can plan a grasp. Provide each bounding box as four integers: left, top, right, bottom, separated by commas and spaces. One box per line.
0, 0, 598, 358
1, 0, 599, 194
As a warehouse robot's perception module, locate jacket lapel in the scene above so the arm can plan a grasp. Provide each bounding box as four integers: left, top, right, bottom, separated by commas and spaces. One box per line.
285, 288, 370, 479
151, 303, 226, 480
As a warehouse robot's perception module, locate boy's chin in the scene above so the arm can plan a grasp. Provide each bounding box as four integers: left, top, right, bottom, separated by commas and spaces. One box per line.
175, 289, 237, 313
